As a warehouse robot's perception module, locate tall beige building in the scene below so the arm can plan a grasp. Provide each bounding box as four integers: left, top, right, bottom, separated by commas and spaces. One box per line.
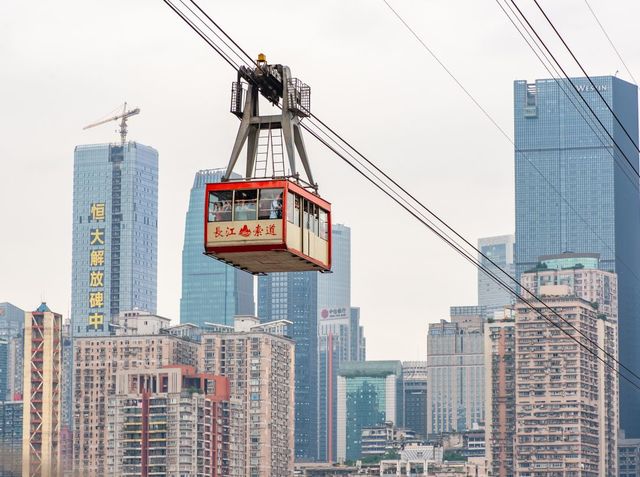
199, 316, 295, 477
73, 311, 199, 475
515, 283, 618, 475
427, 307, 485, 435
484, 308, 515, 477
22, 303, 62, 477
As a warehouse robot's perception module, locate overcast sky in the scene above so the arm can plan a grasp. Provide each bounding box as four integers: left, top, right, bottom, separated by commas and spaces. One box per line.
2, 0, 639, 360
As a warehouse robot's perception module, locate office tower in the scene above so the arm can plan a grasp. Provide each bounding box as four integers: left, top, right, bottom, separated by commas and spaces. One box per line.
336, 361, 403, 462
484, 308, 516, 477
0, 401, 22, 475
477, 234, 515, 317
426, 309, 484, 436
0, 302, 24, 338
22, 303, 62, 477
514, 285, 618, 475
514, 76, 640, 434
73, 312, 199, 475
258, 271, 318, 460
350, 307, 367, 361
0, 302, 25, 400
316, 224, 366, 461
106, 366, 230, 476
199, 316, 295, 477
71, 142, 158, 336
402, 361, 428, 439
180, 169, 255, 327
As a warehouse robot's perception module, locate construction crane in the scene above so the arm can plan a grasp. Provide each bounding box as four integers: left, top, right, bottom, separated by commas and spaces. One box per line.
83, 102, 140, 145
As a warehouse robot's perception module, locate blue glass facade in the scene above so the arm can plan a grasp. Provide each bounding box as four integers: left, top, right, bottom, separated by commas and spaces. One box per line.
259, 271, 319, 461
336, 361, 403, 462
477, 234, 515, 318
180, 169, 254, 327
71, 142, 158, 336
514, 76, 640, 435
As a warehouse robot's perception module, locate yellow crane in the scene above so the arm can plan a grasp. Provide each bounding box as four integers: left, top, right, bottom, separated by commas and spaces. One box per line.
83, 102, 140, 145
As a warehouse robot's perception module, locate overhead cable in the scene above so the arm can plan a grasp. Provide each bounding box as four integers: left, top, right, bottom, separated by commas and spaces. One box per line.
161, 0, 640, 392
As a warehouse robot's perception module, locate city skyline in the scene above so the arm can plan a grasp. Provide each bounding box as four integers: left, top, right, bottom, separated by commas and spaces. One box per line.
3, 1, 640, 474
3, 1, 640, 365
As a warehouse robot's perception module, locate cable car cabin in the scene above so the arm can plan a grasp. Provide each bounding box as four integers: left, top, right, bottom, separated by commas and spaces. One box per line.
204, 179, 331, 274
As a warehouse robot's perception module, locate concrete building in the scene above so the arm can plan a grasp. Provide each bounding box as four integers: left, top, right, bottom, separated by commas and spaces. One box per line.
484, 309, 515, 477
71, 142, 158, 337
402, 361, 428, 439
521, 252, 618, 321
199, 316, 295, 477
73, 312, 199, 475
360, 422, 417, 458
22, 303, 62, 477
180, 169, 254, 327
336, 360, 403, 462
620, 431, 640, 477
427, 309, 484, 436
106, 365, 230, 476
514, 76, 640, 435
514, 289, 618, 475
477, 234, 515, 318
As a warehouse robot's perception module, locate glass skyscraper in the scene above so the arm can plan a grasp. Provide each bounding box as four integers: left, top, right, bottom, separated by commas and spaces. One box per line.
258, 270, 319, 461
71, 142, 158, 336
514, 76, 640, 436
180, 169, 254, 327
477, 234, 515, 318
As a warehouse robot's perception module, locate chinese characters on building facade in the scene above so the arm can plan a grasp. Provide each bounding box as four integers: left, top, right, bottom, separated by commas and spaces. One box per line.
88, 203, 105, 331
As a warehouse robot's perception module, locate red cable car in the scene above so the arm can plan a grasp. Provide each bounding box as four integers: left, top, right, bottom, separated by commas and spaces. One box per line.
203, 55, 332, 274
204, 179, 331, 273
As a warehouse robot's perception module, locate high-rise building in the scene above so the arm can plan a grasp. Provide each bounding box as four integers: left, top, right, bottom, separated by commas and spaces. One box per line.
427, 309, 484, 436
22, 303, 62, 477
106, 365, 230, 476
71, 142, 158, 336
0, 401, 22, 475
350, 307, 367, 362
484, 308, 516, 477
0, 302, 25, 400
514, 285, 618, 475
402, 361, 428, 439
0, 340, 8, 402
180, 169, 255, 327
199, 316, 295, 477
620, 430, 640, 477
316, 224, 367, 461
258, 271, 318, 461
477, 234, 515, 318
73, 312, 199, 475
336, 361, 403, 462
514, 76, 640, 434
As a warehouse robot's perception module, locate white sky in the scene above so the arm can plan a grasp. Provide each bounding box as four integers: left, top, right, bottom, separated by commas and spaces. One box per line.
1, 0, 639, 360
